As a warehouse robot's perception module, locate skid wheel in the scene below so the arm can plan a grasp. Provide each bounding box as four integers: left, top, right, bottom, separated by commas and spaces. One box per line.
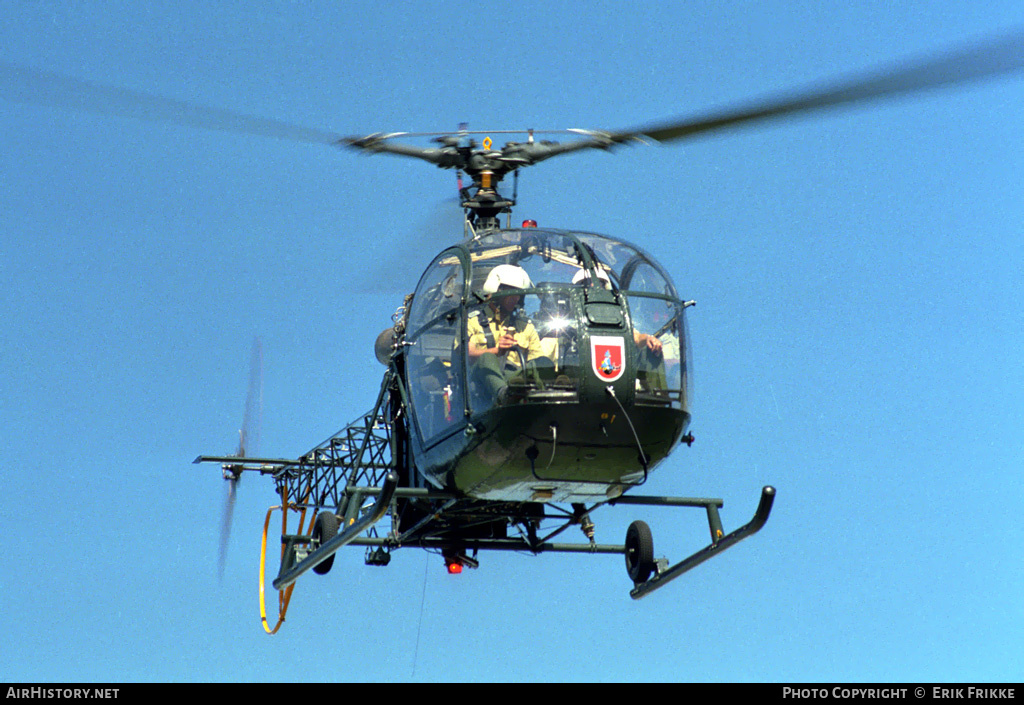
625, 520, 655, 584
312, 511, 340, 575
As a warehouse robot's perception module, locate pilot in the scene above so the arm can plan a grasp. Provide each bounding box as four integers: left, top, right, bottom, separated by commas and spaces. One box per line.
571, 268, 663, 354
467, 264, 551, 401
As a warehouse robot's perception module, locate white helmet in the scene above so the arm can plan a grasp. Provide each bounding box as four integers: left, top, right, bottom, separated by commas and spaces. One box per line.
571, 267, 612, 288
483, 264, 532, 294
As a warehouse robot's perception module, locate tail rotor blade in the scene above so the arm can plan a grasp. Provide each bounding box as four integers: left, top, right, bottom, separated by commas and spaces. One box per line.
217, 477, 238, 581
238, 338, 263, 458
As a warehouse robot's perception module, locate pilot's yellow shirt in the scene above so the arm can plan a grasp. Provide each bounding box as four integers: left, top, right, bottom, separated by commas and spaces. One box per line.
466, 308, 544, 368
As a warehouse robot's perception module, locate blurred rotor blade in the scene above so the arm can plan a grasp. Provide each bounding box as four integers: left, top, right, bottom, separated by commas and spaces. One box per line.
237, 337, 264, 459
357, 197, 464, 298
0, 62, 342, 145
217, 477, 238, 580
218, 336, 263, 580
615, 30, 1024, 143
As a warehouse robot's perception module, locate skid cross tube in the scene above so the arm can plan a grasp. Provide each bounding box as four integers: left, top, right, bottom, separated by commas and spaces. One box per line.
629, 485, 775, 599
348, 536, 626, 555
272, 471, 399, 590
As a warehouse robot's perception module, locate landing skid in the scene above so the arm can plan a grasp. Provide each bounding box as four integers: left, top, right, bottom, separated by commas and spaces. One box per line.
272, 471, 399, 591
621, 485, 775, 599
274, 482, 775, 600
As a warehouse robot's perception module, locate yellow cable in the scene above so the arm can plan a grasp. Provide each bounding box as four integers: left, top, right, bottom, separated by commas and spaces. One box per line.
258, 481, 316, 634
259, 505, 289, 634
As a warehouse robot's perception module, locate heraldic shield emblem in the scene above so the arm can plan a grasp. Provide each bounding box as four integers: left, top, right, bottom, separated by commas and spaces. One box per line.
590, 335, 626, 382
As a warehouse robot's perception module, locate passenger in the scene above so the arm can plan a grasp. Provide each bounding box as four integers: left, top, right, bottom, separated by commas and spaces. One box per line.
467, 264, 552, 401
572, 268, 663, 354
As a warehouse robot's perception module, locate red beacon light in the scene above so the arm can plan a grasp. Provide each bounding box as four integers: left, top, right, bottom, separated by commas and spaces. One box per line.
522, 219, 538, 228
443, 552, 477, 574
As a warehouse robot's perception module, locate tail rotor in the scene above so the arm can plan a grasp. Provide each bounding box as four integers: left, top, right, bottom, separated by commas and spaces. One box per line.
218, 337, 263, 580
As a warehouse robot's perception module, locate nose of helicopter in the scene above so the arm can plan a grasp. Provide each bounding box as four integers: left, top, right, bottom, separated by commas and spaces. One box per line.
442, 392, 690, 504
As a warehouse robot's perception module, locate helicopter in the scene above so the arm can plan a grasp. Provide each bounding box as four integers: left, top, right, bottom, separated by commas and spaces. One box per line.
196, 185, 779, 634
10, 32, 1019, 634
195, 31, 1024, 633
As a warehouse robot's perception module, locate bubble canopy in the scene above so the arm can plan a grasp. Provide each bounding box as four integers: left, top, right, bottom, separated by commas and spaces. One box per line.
403, 228, 690, 451
407, 228, 680, 333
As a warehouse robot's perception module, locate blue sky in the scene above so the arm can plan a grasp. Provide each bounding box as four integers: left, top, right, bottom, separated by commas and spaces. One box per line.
2, 1, 1022, 683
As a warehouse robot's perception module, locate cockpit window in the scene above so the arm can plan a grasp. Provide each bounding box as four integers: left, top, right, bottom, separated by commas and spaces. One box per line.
575, 233, 677, 297
622, 261, 674, 296
628, 295, 688, 410
406, 250, 468, 446
467, 230, 586, 292
408, 249, 465, 337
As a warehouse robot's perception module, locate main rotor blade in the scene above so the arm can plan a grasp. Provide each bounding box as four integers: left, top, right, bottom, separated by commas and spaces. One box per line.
356, 197, 464, 297
1, 62, 342, 145
617, 30, 1024, 143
